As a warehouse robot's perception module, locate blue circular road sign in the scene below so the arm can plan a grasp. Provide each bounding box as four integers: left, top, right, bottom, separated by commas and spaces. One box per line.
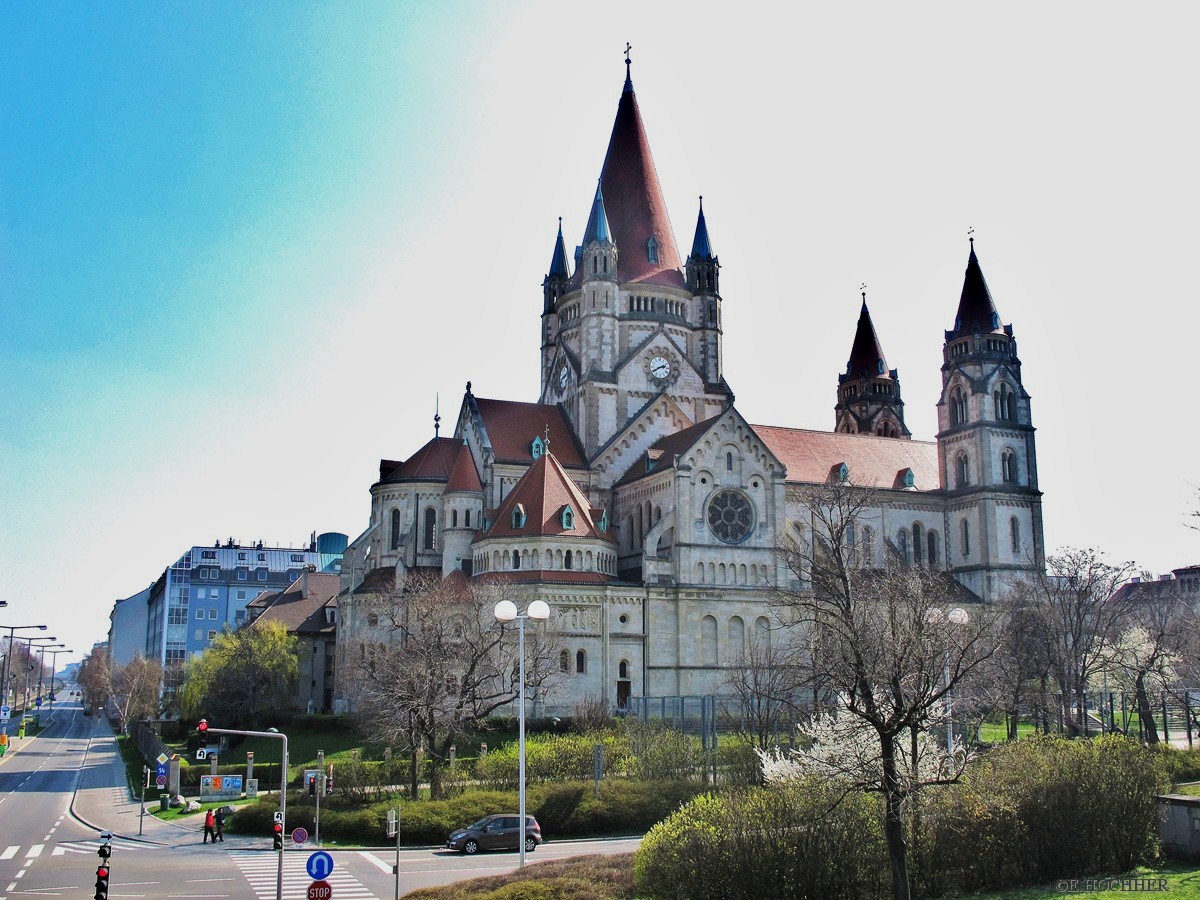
306, 849, 334, 880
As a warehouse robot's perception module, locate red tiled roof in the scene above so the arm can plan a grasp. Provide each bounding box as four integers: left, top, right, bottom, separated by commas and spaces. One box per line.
445, 443, 483, 493
251, 573, 340, 635
351, 567, 396, 596
652, 414, 724, 457
379, 437, 461, 483
472, 398, 586, 467
752, 425, 941, 491
570, 83, 684, 290
485, 452, 615, 543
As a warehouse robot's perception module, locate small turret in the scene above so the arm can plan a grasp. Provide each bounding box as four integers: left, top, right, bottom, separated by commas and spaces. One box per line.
685, 196, 719, 294
581, 182, 617, 282
543, 218, 570, 313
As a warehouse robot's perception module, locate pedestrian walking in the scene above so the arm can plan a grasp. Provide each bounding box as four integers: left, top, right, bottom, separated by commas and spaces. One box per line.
203, 808, 216, 844
214, 807, 226, 842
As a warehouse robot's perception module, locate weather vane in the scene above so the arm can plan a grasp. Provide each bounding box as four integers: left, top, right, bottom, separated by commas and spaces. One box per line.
967, 226, 975, 246
434, 394, 441, 437
860, 282, 867, 301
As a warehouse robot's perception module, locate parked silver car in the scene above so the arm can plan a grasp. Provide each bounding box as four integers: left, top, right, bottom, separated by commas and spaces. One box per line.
446, 814, 541, 854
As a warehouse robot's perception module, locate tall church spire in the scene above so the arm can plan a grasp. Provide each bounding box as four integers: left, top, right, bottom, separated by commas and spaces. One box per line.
835, 289, 909, 439
548, 217, 569, 278
949, 238, 1002, 337
690, 196, 713, 258
574, 59, 684, 289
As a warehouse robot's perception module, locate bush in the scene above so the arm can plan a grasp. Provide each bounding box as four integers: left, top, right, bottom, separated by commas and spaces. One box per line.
1155, 745, 1200, 784
635, 779, 887, 900
917, 734, 1167, 894
474, 732, 631, 788
623, 720, 701, 781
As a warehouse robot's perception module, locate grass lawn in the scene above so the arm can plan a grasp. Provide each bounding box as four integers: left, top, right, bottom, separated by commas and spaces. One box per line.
152, 798, 257, 823
978, 722, 1037, 743
395, 855, 1200, 900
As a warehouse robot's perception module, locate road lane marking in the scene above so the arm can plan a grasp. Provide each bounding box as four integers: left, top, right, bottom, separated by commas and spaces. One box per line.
358, 851, 394, 873
0, 847, 14, 860
25, 845, 43, 858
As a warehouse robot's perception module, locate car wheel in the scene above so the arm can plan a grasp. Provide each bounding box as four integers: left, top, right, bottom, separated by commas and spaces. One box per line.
463, 839, 479, 855
524, 836, 537, 853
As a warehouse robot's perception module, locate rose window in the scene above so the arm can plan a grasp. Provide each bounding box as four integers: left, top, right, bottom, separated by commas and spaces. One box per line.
707, 490, 754, 544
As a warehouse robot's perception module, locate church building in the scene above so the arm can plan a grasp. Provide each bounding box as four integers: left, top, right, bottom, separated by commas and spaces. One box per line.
334, 58, 1045, 714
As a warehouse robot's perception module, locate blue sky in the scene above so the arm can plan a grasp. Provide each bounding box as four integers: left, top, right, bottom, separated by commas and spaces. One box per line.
3, 2, 1198, 660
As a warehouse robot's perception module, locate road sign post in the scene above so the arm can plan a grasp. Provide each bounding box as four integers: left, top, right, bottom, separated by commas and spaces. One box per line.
387, 807, 401, 900
292, 827, 308, 846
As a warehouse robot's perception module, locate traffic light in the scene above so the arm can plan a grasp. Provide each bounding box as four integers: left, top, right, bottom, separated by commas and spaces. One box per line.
94, 864, 109, 900
98, 843, 111, 860
197, 719, 208, 736
307, 774, 315, 796
272, 822, 283, 850
326, 765, 333, 795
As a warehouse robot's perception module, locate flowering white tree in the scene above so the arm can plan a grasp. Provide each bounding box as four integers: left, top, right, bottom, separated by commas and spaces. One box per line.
772, 481, 1001, 900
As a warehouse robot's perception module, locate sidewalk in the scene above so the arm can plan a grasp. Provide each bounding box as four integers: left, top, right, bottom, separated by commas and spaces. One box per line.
71, 714, 259, 848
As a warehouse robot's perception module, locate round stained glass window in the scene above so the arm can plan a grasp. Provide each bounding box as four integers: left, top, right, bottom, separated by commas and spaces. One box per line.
707, 490, 754, 544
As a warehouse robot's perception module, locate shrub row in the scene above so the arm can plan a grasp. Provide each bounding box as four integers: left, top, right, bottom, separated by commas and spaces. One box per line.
635, 734, 1167, 899
228, 779, 703, 846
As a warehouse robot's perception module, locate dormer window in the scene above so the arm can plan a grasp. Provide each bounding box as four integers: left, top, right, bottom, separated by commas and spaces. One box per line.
598, 510, 608, 532
836, 463, 850, 484
512, 504, 527, 529
902, 468, 915, 489
647, 236, 659, 264
531, 436, 545, 460
877, 360, 885, 374
561, 505, 575, 530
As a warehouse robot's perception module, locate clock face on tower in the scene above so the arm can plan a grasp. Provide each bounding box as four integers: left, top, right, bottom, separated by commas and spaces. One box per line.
649, 356, 671, 380
559, 365, 569, 390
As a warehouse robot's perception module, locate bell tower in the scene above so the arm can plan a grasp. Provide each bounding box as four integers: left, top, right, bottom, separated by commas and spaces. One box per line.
686, 197, 723, 387
936, 238, 1043, 601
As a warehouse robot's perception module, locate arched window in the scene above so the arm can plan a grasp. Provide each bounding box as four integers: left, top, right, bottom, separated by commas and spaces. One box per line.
961, 519, 971, 556
927, 530, 940, 568
726, 452, 733, 471
955, 453, 969, 488
911, 523, 923, 565
897, 528, 909, 565
465, 509, 471, 528
729, 616, 745, 658
423, 508, 436, 550
755, 616, 771, 649
862, 526, 874, 565
451, 509, 458, 527
390, 509, 400, 550
701, 615, 718, 665
564, 550, 573, 570
576, 650, 586, 674
619, 659, 629, 679
512, 551, 520, 570
1010, 516, 1021, 555
559, 650, 569, 672
950, 387, 967, 426
994, 383, 1016, 421
1001, 450, 1017, 483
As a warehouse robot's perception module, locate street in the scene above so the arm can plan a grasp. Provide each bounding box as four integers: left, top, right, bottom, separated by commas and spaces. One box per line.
0, 700, 639, 897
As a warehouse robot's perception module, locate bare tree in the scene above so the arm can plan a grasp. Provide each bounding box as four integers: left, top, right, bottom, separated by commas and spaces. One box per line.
773, 481, 1001, 900
1022, 548, 1136, 736
984, 595, 1054, 739
347, 572, 556, 798
77, 651, 111, 713
111, 654, 164, 734
722, 629, 806, 752
1105, 580, 1197, 744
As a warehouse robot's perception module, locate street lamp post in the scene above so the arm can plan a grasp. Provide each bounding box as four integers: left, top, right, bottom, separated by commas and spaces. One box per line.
0, 625, 48, 708
493, 598, 550, 868
19, 638, 58, 722
928, 607, 970, 754
33, 644, 65, 724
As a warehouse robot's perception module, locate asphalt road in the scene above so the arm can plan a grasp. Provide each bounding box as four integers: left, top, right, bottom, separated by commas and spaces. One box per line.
0, 701, 641, 898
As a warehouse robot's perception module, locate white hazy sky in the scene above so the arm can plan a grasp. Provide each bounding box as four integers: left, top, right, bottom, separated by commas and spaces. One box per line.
2, 2, 1197, 659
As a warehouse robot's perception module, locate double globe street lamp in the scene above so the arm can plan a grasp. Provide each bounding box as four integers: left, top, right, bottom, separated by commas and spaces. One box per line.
1, 624, 48, 708
493, 598, 550, 868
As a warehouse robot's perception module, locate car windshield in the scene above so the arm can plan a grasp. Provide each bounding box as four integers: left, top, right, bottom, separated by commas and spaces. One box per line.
467, 818, 491, 831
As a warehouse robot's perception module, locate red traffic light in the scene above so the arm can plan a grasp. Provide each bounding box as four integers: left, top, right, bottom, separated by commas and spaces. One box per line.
197, 719, 208, 734
273, 823, 283, 833
96, 865, 109, 878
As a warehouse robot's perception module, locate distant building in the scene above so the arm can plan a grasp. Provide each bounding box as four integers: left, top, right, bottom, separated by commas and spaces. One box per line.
245, 569, 340, 713
142, 533, 346, 705
108, 586, 151, 668
1110, 565, 1200, 605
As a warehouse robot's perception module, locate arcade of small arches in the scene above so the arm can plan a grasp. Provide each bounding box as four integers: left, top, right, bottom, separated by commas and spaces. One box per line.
693, 561, 772, 586
472, 546, 617, 575
627, 294, 687, 317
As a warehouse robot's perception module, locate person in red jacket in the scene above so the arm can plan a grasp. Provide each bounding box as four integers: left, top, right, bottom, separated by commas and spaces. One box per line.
203, 808, 216, 844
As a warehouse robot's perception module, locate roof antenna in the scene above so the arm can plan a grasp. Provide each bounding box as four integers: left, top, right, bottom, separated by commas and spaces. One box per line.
434, 394, 441, 437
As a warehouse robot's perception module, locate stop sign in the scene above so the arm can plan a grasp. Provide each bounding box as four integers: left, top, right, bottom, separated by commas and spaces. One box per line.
308, 881, 332, 900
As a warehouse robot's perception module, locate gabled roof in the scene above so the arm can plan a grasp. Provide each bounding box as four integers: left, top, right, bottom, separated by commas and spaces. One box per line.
571, 73, 684, 289
470, 397, 587, 467
752, 425, 940, 491
378, 437, 461, 483
844, 298, 892, 381
250, 572, 340, 635
445, 442, 483, 493
485, 452, 614, 543
950, 243, 1003, 337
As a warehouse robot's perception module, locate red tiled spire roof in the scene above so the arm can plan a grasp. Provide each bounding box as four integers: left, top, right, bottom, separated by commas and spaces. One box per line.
470, 398, 587, 467
445, 443, 483, 493
572, 74, 684, 289
486, 452, 614, 542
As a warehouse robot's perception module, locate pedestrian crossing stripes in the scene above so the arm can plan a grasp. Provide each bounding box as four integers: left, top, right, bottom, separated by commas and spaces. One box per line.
230, 850, 376, 899
39, 840, 161, 857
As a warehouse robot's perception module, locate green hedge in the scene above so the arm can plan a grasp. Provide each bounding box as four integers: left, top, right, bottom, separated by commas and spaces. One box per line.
635, 780, 887, 900
228, 779, 702, 846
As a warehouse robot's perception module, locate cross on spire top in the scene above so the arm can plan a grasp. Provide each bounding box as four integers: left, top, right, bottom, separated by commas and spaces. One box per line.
623, 42, 633, 91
